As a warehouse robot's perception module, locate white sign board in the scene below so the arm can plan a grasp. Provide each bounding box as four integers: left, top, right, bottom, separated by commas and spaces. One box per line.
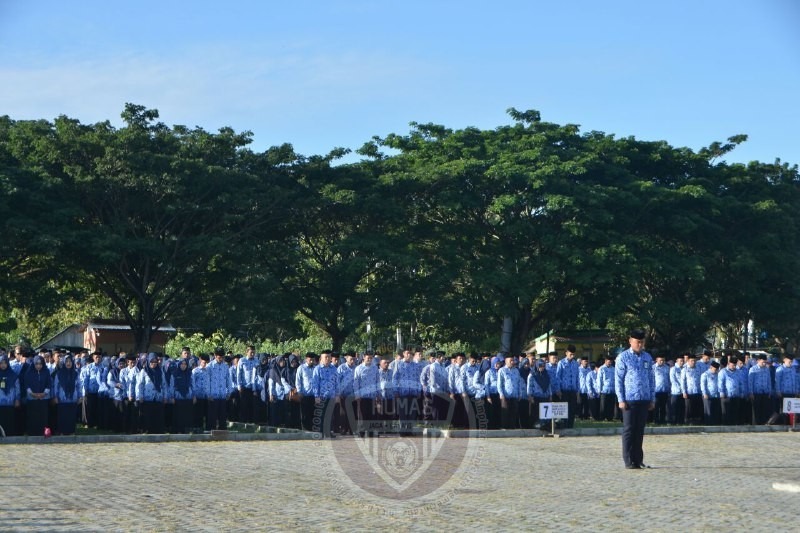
783, 398, 800, 414
539, 402, 568, 420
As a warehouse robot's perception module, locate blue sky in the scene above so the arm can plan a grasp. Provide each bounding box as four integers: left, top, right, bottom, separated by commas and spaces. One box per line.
1, 0, 798, 165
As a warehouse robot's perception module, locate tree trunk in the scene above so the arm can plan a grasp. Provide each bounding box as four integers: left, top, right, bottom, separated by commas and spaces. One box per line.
510, 307, 533, 355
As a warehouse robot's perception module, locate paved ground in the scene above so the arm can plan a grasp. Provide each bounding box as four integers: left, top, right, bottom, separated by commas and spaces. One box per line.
1, 432, 798, 532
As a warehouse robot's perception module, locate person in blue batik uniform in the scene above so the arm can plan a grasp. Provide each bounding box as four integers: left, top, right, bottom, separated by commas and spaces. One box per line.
748, 354, 773, 424
25, 355, 52, 436
528, 359, 553, 430
718, 356, 740, 426
237, 346, 259, 423
136, 353, 167, 434
0, 354, 21, 436
312, 351, 339, 438
497, 355, 523, 429
681, 355, 703, 425
615, 329, 655, 470
53, 354, 83, 435
700, 362, 721, 425
652, 356, 671, 424
669, 355, 685, 425
171, 357, 194, 433
598, 356, 617, 421
105, 357, 127, 433
556, 345, 580, 428
296, 352, 317, 431
206, 348, 232, 430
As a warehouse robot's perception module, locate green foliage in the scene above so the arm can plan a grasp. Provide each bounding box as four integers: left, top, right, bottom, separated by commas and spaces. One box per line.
2, 106, 798, 356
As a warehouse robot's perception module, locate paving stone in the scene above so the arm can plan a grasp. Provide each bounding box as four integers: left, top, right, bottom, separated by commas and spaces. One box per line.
0, 432, 798, 531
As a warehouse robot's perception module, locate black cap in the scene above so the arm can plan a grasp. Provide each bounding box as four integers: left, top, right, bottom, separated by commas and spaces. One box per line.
566, 344, 577, 353
629, 329, 645, 340
199, 353, 210, 362
710, 361, 720, 369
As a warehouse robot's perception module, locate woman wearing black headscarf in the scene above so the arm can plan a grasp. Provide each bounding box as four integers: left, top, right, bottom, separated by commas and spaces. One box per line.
286, 355, 301, 429
0, 354, 21, 436
255, 354, 270, 425
53, 354, 82, 435
528, 359, 554, 431
170, 357, 193, 433
135, 353, 166, 434
268, 356, 289, 427
25, 355, 52, 436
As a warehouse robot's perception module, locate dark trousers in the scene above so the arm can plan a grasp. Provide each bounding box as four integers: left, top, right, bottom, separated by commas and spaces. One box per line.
530, 397, 549, 429
109, 399, 125, 433
670, 395, 685, 424
173, 399, 193, 433
239, 388, 255, 423
486, 394, 501, 429
207, 398, 227, 430
300, 395, 315, 431
752, 394, 771, 425
589, 396, 600, 421
396, 395, 419, 433
654, 392, 669, 424
579, 393, 590, 419
269, 399, 287, 427
501, 397, 519, 429
739, 397, 752, 425
313, 397, 335, 437
14, 403, 26, 436
26, 399, 48, 436
721, 396, 738, 425
84, 392, 99, 427
193, 398, 207, 430
621, 401, 650, 467
288, 398, 301, 429
57, 402, 78, 435
685, 394, 703, 424
600, 393, 617, 421
124, 398, 138, 433
141, 401, 165, 434
227, 389, 240, 423
703, 397, 721, 425
357, 397, 376, 435
562, 390, 577, 428
0, 405, 15, 437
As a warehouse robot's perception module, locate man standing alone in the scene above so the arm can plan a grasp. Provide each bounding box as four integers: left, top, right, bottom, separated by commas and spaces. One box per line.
615, 329, 655, 470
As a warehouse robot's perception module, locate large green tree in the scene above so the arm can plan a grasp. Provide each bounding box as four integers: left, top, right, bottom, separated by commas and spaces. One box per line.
3, 105, 290, 351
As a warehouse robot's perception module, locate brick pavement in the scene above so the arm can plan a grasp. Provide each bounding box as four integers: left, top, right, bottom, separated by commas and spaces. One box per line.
1, 432, 798, 532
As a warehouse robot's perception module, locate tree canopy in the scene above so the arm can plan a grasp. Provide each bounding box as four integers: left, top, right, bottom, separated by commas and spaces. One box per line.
1, 106, 797, 355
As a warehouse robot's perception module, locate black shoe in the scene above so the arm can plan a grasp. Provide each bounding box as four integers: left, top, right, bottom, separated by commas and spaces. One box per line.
638, 463, 651, 469
625, 464, 641, 469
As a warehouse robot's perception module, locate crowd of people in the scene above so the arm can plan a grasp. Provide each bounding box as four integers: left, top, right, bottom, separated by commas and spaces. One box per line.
0, 342, 797, 438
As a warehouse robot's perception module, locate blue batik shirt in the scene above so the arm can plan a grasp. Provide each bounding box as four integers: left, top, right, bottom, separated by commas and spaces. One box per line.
354, 363, 380, 399
669, 365, 684, 395
556, 358, 580, 392
206, 361, 232, 400
598, 365, 615, 394
545, 363, 561, 394
237, 356, 260, 390
579, 366, 592, 394
295, 363, 315, 396
461, 363, 480, 397
775, 365, 799, 395
614, 348, 655, 403
497, 366, 524, 399
393, 360, 420, 397
701, 371, 720, 397
681, 365, 702, 395
653, 363, 670, 393
312, 364, 338, 400
338, 363, 357, 397
748, 365, 773, 395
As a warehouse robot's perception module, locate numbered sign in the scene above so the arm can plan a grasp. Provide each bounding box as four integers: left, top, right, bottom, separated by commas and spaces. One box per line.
539, 402, 569, 420
783, 398, 800, 414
